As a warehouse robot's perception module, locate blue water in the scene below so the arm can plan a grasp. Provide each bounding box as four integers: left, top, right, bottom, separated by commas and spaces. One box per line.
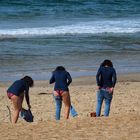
0, 0, 140, 81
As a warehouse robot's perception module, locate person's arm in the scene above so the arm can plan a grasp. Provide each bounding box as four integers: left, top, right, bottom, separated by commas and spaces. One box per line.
25, 86, 31, 108
67, 72, 72, 86
49, 72, 55, 84
112, 68, 117, 88
108, 68, 117, 94
96, 67, 102, 88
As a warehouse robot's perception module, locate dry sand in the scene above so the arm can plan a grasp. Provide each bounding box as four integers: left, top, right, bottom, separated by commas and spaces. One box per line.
0, 73, 140, 140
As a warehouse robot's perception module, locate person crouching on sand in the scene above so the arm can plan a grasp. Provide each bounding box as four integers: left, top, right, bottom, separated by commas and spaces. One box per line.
96, 59, 117, 117
7, 76, 34, 123
50, 66, 72, 120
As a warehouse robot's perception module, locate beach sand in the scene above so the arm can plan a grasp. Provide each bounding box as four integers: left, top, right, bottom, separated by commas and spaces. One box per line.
0, 73, 140, 140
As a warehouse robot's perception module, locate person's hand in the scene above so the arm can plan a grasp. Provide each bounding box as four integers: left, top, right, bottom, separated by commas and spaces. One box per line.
108, 87, 114, 94
28, 104, 31, 109
97, 86, 101, 91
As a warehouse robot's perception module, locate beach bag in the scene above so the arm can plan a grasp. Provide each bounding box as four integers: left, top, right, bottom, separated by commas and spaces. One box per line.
20, 108, 34, 122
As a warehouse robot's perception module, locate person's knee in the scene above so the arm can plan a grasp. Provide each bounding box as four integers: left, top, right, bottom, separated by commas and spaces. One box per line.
65, 105, 70, 111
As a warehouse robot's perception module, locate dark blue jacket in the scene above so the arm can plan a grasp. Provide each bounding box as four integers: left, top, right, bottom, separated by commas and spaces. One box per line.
49, 70, 72, 91
7, 80, 29, 104
96, 66, 117, 88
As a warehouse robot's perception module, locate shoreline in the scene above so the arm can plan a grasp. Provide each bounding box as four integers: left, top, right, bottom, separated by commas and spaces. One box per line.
1, 72, 140, 87
1, 69, 140, 82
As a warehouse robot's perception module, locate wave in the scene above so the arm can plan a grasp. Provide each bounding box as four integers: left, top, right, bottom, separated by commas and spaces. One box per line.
0, 19, 140, 38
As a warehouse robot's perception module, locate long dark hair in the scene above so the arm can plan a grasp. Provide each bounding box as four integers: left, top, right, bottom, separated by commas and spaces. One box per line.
54, 66, 66, 72
21, 76, 34, 87
101, 59, 113, 67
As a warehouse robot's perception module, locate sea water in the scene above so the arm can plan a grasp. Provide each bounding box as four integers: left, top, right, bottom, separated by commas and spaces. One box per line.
0, 0, 140, 81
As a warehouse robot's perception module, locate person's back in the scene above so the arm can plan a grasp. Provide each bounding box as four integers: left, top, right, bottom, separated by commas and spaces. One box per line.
7, 80, 27, 96
97, 66, 116, 88
50, 70, 72, 91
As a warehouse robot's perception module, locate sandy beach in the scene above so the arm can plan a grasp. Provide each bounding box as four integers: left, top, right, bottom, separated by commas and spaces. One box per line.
0, 73, 140, 140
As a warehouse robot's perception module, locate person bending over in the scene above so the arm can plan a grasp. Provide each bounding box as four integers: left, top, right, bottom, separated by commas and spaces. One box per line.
7, 76, 34, 123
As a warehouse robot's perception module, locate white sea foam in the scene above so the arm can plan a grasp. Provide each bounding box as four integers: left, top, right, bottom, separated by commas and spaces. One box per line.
0, 19, 140, 38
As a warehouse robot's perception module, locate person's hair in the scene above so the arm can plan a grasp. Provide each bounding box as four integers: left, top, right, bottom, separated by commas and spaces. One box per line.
54, 66, 66, 71
101, 59, 113, 67
21, 76, 34, 87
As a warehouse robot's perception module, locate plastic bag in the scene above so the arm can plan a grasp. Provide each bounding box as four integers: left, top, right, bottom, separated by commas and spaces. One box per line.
20, 108, 34, 122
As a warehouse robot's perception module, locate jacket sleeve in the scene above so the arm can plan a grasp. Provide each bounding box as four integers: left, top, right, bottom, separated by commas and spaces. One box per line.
112, 68, 117, 87
67, 72, 72, 86
96, 67, 102, 86
25, 86, 30, 105
49, 72, 55, 84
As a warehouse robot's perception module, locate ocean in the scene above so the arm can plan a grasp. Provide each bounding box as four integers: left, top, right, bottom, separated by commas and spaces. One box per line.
0, 0, 140, 81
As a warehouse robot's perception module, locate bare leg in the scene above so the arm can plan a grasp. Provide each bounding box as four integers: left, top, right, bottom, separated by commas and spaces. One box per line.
11, 95, 23, 124
62, 91, 71, 119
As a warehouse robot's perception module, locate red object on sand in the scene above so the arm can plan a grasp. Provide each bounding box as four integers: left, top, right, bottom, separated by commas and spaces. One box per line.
90, 112, 96, 117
